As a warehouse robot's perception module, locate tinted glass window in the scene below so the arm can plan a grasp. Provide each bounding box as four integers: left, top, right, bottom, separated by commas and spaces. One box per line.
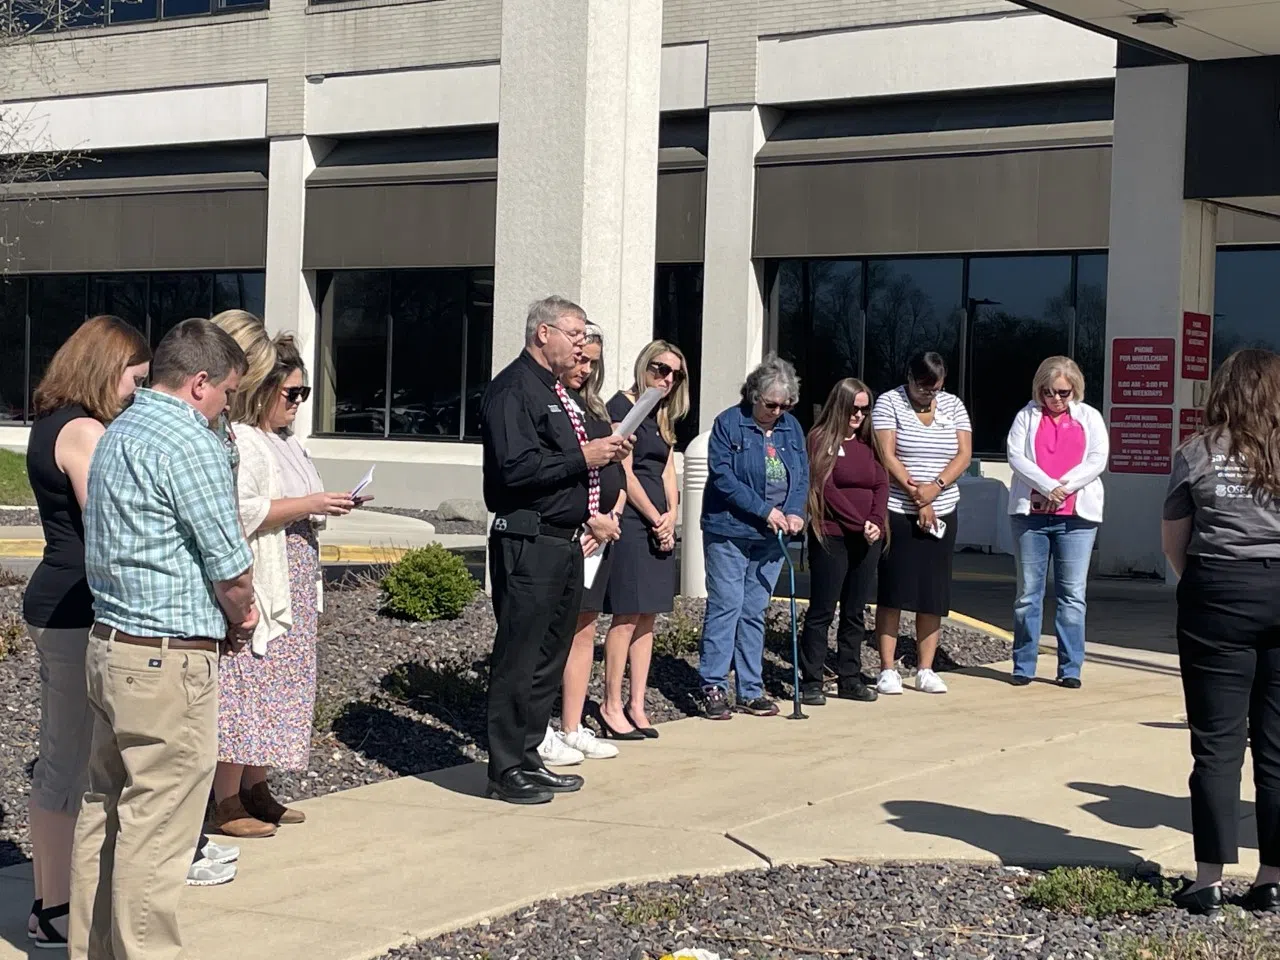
464, 271, 495, 441
653, 263, 704, 446
0, 279, 27, 422
967, 255, 1073, 455
107, 0, 154, 21
388, 270, 468, 439
149, 273, 213, 349
91, 274, 148, 332
864, 258, 963, 399
162, 0, 211, 15
214, 272, 266, 319
1074, 254, 1108, 404
1213, 248, 1280, 366
318, 272, 389, 437
27, 276, 88, 411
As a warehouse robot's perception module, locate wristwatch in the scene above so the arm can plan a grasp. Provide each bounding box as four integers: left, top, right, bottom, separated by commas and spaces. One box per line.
933, 476, 947, 489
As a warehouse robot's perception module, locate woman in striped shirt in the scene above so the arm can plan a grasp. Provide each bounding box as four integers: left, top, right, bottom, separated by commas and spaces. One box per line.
871, 351, 972, 696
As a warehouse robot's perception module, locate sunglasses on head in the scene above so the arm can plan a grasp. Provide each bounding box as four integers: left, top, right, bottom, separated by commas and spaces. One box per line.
761, 399, 793, 413
1043, 388, 1073, 400
648, 360, 684, 383
284, 385, 312, 405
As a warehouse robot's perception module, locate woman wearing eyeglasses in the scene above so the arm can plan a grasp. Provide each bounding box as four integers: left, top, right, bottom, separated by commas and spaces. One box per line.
799, 378, 889, 706
1005, 356, 1107, 688
872, 350, 971, 696
597, 340, 690, 739
206, 312, 358, 839
698, 355, 809, 720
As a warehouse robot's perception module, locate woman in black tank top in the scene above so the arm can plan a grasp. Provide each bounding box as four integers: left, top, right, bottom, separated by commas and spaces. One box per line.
22, 316, 150, 947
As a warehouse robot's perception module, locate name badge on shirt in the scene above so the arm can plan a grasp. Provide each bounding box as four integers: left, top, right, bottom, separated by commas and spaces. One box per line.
935, 415, 954, 428
548, 404, 562, 413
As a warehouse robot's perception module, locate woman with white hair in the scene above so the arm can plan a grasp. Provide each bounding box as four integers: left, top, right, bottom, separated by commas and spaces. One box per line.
1006, 355, 1108, 688
697, 355, 809, 720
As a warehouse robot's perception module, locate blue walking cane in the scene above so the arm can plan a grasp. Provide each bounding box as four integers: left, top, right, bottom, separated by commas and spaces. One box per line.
777, 529, 808, 721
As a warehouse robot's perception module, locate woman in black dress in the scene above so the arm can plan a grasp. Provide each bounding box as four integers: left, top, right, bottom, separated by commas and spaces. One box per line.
599, 340, 690, 739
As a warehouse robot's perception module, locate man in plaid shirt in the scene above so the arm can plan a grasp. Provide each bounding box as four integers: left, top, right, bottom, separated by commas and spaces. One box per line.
71, 318, 257, 960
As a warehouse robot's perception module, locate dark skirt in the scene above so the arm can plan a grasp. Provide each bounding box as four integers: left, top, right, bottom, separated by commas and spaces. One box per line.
876, 511, 958, 617
603, 513, 676, 615
580, 542, 617, 614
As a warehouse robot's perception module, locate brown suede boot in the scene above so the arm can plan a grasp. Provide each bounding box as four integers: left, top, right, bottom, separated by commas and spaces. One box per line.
242, 781, 305, 825
207, 795, 277, 838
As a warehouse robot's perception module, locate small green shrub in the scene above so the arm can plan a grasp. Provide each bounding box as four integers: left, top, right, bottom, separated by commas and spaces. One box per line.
1109, 917, 1280, 960
1025, 867, 1169, 918
614, 892, 687, 927
0, 566, 26, 588
654, 609, 701, 657
381, 545, 477, 622
384, 660, 487, 711
0, 616, 26, 661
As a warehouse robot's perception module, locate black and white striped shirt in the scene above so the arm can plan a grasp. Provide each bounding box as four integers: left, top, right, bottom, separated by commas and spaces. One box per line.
873, 386, 971, 516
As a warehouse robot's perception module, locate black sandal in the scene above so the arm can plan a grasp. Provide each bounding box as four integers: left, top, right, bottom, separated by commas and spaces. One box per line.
28, 898, 42, 940
35, 901, 69, 949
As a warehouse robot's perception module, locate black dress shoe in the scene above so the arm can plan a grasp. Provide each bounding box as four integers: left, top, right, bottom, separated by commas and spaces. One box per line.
486, 770, 553, 805
1058, 677, 1082, 690
1010, 674, 1033, 686
1171, 879, 1222, 916
523, 766, 584, 793
837, 677, 878, 702
1242, 883, 1280, 913
800, 682, 827, 706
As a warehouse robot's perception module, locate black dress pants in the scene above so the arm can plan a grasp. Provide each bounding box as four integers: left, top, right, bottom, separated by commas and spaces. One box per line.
799, 529, 882, 685
487, 533, 584, 781
1177, 556, 1280, 866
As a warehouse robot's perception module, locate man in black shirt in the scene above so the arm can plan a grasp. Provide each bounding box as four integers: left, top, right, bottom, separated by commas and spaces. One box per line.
481, 295, 632, 804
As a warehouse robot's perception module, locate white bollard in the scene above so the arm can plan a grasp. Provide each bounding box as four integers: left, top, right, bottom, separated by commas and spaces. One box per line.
680, 430, 712, 599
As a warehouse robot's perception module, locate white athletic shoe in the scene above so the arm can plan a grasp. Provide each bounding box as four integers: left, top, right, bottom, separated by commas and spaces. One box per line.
916, 668, 948, 694
876, 669, 904, 695
561, 726, 619, 759
200, 839, 239, 864
187, 858, 236, 886
537, 727, 585, 766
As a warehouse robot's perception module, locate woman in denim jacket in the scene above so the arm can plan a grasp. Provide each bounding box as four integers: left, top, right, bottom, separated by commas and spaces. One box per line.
698, 356, 809, 719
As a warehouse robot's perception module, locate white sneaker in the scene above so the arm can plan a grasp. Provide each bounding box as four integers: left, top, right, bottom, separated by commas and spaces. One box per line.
187, 858, 236, 886
200, 839, 239, 864
876, 669, 904, 695
916, 668, 948, 694
561, 726, 619, 760
537, 727, 584, 766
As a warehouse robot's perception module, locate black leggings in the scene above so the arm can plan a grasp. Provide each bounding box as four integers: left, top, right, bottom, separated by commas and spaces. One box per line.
1177, 556, 1280, 866
799, 529, 882, 685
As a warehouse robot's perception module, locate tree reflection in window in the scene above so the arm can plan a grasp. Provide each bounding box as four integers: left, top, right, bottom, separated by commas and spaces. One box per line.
864, 259, 963, 400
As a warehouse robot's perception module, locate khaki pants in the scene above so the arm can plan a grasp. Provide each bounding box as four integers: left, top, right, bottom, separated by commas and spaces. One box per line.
69, 634, 219, 960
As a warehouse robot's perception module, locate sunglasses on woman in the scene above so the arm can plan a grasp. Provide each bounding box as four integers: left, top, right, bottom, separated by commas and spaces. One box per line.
851, 404, 870, 417
648, 360, 684, 383
284, 385, 312, 405
761, 399, 793, 413
1043, 388, 1073, 400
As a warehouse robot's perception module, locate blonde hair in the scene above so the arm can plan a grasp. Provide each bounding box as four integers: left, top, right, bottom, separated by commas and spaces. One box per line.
580, 323, 608, 421
631, 339, 689, 446
1031, 356, 1085, 405
211, 310, 278, 427
33, 315, 151, 422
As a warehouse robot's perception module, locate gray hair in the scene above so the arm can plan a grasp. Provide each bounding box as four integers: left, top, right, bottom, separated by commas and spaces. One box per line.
741, 354, 800, 407
525, 295, 587, 346
151, 317, 248, 389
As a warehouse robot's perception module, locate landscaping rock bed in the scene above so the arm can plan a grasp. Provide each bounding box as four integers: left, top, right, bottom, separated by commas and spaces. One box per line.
379, 863, 1280, 960
0, 575, 1009, 867
367, 506, 486, 536
0, 507, 40, 528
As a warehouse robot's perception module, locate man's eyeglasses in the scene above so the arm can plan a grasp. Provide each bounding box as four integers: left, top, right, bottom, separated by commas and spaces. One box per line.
648, 361, 685, 383
1042, 388, 1073, 400
547, 324, 586, 347
761, 399, 793, 413
284, 385, 312, 405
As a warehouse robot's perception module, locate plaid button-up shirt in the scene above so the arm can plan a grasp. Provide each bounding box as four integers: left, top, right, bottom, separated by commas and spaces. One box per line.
85, 389, 253, 639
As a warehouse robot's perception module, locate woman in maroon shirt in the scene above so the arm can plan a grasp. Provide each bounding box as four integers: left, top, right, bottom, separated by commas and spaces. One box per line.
800, 378, 889, 705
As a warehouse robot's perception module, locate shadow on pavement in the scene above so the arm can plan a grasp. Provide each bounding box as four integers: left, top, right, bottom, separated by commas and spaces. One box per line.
882, 799, 1145, 869
1069, 781, 1258, 851
415, 761, 489, 799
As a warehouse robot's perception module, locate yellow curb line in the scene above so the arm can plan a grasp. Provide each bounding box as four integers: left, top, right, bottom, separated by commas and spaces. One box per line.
766, 595, 1013, 642
0, 539, 44, 558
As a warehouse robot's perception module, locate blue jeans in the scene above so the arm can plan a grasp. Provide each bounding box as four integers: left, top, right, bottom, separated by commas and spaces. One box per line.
698, 534, 785, 699
1011, 514, 1098, 680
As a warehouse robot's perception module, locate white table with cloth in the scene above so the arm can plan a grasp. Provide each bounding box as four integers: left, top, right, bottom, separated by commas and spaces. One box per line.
953, 475, 1015, 555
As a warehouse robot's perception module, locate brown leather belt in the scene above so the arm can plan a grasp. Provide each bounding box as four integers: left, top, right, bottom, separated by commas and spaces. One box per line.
91, 622, 219, 652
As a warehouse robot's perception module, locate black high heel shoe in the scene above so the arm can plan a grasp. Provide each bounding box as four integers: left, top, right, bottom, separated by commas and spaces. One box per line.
35, 901, 70, 949
1171, 879, 1222, 916
28, 898, 41, 941
624, 706, 659, 739
595, 708, 646, 741
1241, 883, 1280, 913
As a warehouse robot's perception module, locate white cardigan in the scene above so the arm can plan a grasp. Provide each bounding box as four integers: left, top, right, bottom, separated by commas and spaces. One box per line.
1006, 400, 1108, 523
234, 426, 293, 656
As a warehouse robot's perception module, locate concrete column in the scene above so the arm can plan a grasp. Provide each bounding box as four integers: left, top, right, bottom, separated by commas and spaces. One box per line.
491, 0, 662, 394
1098, 64, 1216, 578
697, 105, 779, 426
263, 135, 332, 443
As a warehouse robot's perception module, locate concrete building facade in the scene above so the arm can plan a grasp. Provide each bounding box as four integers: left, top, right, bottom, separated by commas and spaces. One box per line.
3, 0, 1280, 576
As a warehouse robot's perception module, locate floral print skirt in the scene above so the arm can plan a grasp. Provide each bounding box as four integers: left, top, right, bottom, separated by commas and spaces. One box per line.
217, 522, 319, 771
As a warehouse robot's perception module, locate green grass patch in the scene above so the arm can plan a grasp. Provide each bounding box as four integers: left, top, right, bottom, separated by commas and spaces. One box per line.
0, 449, 33, 506
614, 892, 688, 927
1109, 915, 1280, 960
1025, 867, 1170, 918
654, 609, 701, 657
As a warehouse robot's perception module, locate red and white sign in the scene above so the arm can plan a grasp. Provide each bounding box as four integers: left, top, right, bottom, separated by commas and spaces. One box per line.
1109, 406, 1173, 475
1111, 337, 1175, 405
1181, 312, 1211, 381
1179, 407, 1205, 444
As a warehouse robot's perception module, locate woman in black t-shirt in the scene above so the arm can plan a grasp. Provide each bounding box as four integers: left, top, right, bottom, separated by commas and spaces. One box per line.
1162, 348, 1280, 916
22, 316, 150, 946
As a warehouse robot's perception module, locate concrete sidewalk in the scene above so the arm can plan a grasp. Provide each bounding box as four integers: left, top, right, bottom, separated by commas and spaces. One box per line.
0, 634, 1225, 960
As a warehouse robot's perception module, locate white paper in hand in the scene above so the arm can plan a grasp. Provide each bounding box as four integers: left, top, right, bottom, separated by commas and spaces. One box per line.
582, 537, 606, 589
613, 386, 665, 438
350, 464, 376, 498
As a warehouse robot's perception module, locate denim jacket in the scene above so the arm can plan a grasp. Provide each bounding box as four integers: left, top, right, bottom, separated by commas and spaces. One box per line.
701, 403, 810, 541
